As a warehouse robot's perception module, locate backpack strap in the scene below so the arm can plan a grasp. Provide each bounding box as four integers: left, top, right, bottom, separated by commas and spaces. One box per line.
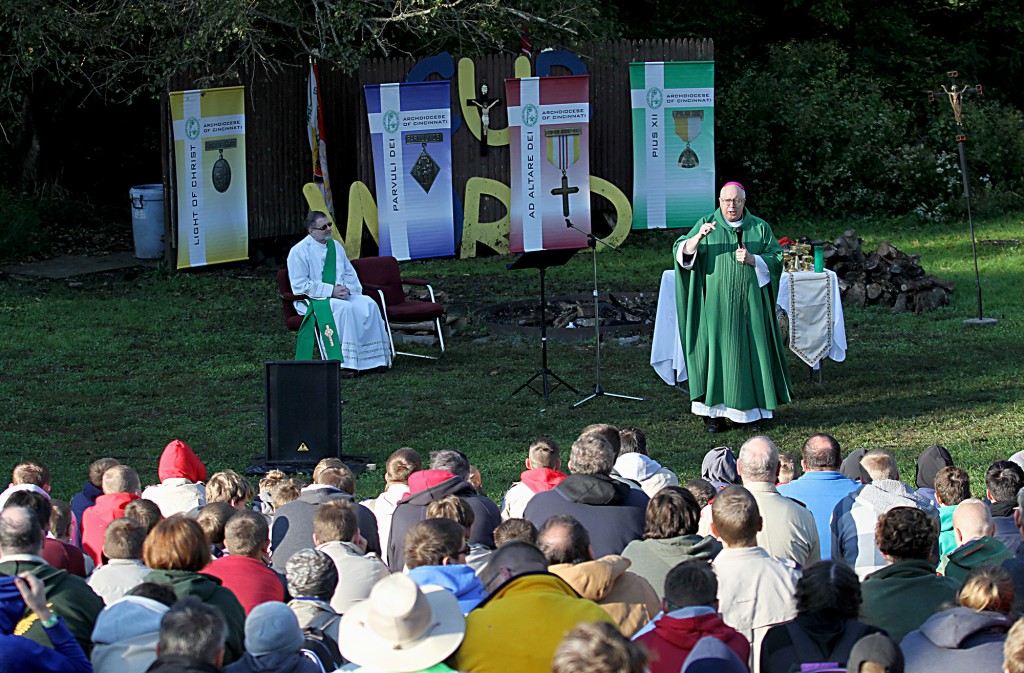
784, 620, 873, 671
826, 621, 872, 662
784, 621, 831, 664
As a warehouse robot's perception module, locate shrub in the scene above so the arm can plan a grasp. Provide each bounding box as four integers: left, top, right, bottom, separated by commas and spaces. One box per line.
715, 40, 1023, 220
0, 188, 45, 263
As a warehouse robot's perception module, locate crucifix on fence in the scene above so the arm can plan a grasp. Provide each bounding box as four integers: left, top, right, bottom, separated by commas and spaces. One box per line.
928, 71, 996, 326
466, 83, 501, 156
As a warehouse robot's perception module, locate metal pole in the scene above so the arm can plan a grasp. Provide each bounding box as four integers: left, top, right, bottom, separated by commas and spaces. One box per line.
957, 135, 997, 325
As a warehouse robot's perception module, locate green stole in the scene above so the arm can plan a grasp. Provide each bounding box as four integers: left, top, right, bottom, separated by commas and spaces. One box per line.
295, 240, 345, 363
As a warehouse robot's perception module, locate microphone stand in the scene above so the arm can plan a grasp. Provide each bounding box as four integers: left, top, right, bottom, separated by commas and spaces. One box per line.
565, 218, 645, 408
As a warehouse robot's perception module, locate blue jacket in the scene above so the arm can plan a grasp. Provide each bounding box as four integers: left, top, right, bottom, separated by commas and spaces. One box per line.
992, 515, 1021, 555
407, 564, 487, 613
0, 577, 91, 673
778, 470, 859, 560
70, 481, 103, 546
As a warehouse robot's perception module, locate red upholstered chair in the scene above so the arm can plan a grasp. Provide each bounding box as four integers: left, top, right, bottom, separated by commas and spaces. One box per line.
350, 255, 446, 359
276, 268, 306, 332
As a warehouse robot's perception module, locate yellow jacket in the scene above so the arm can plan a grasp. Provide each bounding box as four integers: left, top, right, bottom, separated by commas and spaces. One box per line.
451, 572, 616, 673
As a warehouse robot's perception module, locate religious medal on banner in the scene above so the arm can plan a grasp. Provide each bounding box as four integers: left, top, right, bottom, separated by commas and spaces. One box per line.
407, 132, 443, 193
672, 110, 703, 169
545, 127, 582, 217
206, 138, 237, 192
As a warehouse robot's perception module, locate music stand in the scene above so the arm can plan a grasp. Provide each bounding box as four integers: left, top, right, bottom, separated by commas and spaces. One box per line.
565, 220, 645, 408
509, 248, 580, 409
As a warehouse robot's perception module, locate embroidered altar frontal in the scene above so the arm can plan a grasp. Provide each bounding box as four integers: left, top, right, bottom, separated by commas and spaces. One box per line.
505, 75, 592, 254
364, 81, 455, 261
629, 61, 716, 229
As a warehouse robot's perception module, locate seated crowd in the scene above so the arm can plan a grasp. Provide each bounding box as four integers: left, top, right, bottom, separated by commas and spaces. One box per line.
4, 432, 1024, 673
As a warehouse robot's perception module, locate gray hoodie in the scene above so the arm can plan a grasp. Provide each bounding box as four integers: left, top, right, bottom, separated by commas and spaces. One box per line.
90, 595, 168, 673
900, 607, 1011, 673
622, 534, 723, 600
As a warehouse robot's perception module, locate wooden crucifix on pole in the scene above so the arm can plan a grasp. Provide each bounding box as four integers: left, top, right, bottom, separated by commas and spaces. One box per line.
928, 71, 996, 325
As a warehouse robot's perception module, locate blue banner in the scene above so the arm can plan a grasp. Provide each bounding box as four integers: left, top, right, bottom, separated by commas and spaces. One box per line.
365, 81, 455, 260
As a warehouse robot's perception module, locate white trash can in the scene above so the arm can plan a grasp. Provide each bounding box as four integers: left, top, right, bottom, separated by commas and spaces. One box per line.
129, 184, 165, 259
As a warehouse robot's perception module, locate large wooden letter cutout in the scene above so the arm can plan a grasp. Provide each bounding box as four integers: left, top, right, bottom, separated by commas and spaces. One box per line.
460, 177, 511, 257
304, 182, 380, 260
590, 176, 633, 251
342, 182, 380, 260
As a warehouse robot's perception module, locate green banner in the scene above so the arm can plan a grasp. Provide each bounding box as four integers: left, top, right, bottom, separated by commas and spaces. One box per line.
630, 62, 715, 229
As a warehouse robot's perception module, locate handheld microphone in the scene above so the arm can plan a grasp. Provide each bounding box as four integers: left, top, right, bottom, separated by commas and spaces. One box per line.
736, 229, 744, 251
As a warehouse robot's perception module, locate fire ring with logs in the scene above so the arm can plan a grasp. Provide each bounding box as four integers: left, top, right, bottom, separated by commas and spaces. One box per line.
480, 293, 656, 342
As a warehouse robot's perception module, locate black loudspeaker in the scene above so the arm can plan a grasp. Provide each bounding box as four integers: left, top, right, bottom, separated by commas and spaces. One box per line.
265, 360, 342, 466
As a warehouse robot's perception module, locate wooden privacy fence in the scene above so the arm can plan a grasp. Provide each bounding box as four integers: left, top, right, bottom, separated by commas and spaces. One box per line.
161, 38, 713, 252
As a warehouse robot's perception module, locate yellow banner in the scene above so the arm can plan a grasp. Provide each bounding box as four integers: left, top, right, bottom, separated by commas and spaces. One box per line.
170, 86, 249, 269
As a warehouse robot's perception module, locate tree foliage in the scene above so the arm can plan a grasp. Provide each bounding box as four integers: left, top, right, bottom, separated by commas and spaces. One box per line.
1, 0, 1022, 215
0, 0, 612, 185
2, 0, 607, 101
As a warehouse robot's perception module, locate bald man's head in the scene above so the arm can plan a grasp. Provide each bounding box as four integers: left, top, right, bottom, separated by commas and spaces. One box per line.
802, 434, 842, 471
0, 505, 43, 556
953, 498, 995, 546
538, 515, 591, 565
738, 436, 780, 483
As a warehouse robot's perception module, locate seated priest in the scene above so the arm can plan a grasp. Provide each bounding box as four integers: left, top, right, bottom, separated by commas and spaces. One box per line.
287, 211, 392, 372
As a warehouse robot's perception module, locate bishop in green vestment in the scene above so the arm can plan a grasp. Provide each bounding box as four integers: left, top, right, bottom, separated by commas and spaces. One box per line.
672, 182, 792, 431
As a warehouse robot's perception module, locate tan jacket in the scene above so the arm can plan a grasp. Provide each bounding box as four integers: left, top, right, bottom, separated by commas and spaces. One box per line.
548, 555, 661, 637
745, 481, 821, 567
713, 546, 800, 671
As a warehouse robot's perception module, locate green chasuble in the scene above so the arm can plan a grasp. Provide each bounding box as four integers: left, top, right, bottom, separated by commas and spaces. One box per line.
296, 240, 345, 363
672, 209, 793, 413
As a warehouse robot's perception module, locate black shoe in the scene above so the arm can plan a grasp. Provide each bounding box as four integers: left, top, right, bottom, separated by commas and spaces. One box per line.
704, 417, 723, 433
746, 418, 770, 432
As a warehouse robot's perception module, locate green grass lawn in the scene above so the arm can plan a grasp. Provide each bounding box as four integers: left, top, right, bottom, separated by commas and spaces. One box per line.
0, 213, 1021, 505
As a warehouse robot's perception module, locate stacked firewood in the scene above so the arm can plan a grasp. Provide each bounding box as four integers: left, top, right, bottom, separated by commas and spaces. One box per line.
824, 230, 956, 313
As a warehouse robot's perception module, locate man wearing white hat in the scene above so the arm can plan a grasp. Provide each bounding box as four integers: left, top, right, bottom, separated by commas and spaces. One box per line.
338, 573, 466, 673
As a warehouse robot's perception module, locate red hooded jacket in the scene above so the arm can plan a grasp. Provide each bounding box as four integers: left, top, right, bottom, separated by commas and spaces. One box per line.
636, 612, 750, 673
158, 439, 207, 483
403, 470, 457, 498
519, 467, 567, 494
81, 491, 140, 566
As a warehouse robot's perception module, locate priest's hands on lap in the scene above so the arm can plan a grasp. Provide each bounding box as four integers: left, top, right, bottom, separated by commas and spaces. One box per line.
736, 248, 755, 266
332, 284, 351, 300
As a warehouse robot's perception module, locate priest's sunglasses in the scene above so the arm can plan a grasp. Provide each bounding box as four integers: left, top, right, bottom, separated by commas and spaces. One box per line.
312, 221, 332, 231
